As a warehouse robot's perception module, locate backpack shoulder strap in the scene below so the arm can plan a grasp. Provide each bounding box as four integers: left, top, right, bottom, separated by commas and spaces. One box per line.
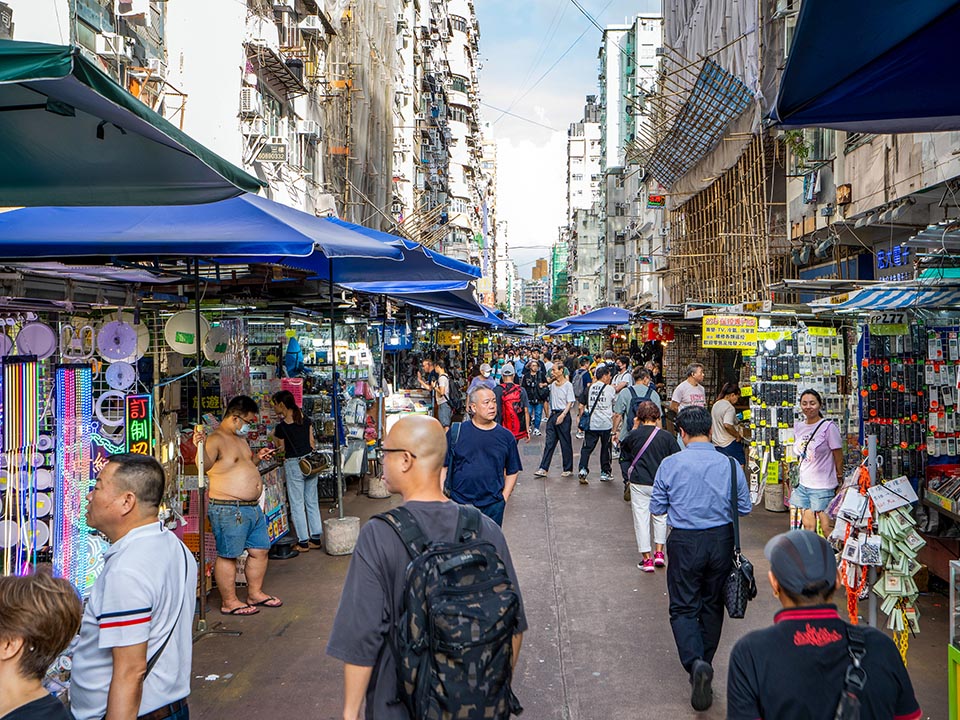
375, 506, 430, 559
450, 421, 462, 447
454, 504, 482, 542
843, 624, 868, 696
628, 386, 638, 401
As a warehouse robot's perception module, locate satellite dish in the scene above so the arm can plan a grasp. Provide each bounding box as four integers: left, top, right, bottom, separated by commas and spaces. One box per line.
164, 312, 210, 355
203, 326, 230, 362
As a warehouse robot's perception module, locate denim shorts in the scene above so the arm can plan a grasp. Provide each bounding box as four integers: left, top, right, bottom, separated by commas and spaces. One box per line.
208, 503, 271, 558
791, 484, 837, 512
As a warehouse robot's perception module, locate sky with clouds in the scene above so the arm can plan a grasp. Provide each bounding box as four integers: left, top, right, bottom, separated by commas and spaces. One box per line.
475, 0, 660, 278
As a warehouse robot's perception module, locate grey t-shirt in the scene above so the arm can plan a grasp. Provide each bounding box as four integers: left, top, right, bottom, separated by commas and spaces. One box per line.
326, 501, 528, 719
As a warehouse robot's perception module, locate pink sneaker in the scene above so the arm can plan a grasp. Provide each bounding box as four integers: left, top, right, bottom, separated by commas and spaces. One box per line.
638, 558, 655, 573
653, 551, 666, 568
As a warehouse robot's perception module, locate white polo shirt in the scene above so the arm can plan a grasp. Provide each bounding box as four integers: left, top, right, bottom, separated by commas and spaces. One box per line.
71, 522, 198, 720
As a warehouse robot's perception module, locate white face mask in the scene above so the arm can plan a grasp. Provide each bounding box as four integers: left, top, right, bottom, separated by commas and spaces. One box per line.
235, 422, 252, 437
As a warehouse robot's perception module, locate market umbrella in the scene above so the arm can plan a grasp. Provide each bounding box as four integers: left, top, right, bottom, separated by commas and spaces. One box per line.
0, 194, 402, 259
772, 0, 960, 132
563, 306, 631, 326
0, 39, 263, 205
235, 218, 483, 287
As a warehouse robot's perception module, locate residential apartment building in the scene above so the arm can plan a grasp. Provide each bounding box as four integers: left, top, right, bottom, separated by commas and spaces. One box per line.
522, 277, 549, 309
565, 95, 603, 312
390, 0, 488, 269
7, 0, 493, 287
596, 13, 663, 309
632, 1, 787, 305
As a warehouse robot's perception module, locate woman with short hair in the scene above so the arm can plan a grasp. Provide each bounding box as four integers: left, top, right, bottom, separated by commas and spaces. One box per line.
272, 389, 321, 552
0, 570, 82, 720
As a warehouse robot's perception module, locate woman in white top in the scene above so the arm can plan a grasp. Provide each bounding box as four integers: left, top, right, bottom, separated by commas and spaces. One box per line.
792, 389, 843, 535
535, 365, 577, 477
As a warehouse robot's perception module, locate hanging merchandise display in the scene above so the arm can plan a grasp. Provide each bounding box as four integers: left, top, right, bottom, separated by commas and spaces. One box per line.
52, 363, 94, 594
747, 325, 851, 515
96, 320, 139, 362
16, 321, 58, 360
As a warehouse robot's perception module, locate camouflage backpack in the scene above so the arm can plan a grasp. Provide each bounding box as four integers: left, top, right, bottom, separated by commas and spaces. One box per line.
375, 505, 523, 719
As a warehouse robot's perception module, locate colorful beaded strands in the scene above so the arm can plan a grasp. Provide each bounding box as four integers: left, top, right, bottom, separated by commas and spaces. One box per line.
1, 357, 40, 575
52, 364, 93, 594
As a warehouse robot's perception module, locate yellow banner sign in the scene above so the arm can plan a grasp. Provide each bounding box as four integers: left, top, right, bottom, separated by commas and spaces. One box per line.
807, 326, 838, 337
702, 315, 758, 350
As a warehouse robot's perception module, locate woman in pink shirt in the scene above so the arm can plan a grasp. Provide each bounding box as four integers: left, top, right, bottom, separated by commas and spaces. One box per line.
791, 389, 843, 535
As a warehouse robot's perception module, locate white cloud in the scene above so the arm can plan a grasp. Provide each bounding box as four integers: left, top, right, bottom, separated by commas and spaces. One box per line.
495, 131, 568, 278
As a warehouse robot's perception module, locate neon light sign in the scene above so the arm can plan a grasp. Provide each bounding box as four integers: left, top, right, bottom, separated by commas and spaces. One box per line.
125, 394, 153, 456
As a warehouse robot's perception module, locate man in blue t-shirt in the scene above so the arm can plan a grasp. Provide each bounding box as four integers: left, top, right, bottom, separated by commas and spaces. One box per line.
442, 386, 522, 526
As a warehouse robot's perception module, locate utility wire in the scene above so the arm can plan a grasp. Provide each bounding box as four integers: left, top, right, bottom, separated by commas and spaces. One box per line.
479, 102, 559, 131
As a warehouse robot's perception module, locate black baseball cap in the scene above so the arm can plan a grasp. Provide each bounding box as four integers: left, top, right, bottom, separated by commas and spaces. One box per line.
764, 530, 837, 595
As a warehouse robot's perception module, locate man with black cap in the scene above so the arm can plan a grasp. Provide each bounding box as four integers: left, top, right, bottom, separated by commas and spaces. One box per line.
727, 529, 921, 720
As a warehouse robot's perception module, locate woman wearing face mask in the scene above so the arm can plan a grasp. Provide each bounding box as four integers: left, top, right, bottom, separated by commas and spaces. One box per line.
792, 389, 843, 535
272, 390, 322, 553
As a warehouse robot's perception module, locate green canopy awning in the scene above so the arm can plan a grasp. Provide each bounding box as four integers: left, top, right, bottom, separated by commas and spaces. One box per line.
0, 39, 264, 206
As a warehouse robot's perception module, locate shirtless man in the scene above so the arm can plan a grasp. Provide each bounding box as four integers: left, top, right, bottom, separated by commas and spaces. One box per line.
193, 395, 283, 616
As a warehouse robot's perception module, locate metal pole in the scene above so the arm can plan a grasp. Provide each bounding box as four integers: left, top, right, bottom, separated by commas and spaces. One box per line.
329, 260, 343, 519
194, 259, 208, 632
867, 433, 878, 627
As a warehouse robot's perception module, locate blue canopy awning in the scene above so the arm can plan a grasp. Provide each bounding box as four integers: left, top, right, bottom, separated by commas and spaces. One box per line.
236, 220, 480, 286
563, 306, 631, 326
546, 322, 609, 336
772, 0, 960, 132
810, 286, 960, 313
0, 194, 401, 259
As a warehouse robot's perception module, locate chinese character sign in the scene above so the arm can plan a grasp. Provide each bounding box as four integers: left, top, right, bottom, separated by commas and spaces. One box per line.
702, 315, 758, 350
125, 394, 153, 456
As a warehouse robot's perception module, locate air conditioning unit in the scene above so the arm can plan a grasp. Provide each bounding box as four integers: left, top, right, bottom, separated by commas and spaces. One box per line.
95, 33, 132, 60
146, 58, 166, 75
239, 87, 262, 117
298, 15, 323, 33
297, 119, 322, 138
612, 272, 625, 282
242, 119, 267, 137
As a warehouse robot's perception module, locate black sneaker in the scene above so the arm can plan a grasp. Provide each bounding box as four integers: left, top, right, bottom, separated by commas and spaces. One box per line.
690, 659, 714, 711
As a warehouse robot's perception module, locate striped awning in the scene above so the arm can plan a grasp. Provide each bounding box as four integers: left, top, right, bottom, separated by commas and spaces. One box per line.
810, 287, 960, 313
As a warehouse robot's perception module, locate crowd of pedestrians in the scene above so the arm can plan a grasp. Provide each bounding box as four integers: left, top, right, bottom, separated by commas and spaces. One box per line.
0, 343, 922, 720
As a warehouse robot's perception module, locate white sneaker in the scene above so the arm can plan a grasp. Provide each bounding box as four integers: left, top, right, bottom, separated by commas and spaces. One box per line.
534, 468, 548, 477
533, 428, 542, 436
575, 431, 585, 439
600, 472, 613, 482
561, 470, 572, 477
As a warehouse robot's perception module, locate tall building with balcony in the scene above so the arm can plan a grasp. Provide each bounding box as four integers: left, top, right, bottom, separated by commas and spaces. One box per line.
598, 13, 662, 307
391, 0, 488, 271
566, 95, 603, 312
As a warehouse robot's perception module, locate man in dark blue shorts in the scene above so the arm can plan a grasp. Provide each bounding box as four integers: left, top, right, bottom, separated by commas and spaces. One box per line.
442, 386, 522, 526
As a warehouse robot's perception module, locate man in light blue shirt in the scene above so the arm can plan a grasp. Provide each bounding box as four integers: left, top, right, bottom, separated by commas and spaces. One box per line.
650, 406, 751, 713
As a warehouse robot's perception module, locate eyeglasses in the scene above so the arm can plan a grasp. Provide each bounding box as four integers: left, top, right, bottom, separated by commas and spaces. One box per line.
381, 447, 417, 458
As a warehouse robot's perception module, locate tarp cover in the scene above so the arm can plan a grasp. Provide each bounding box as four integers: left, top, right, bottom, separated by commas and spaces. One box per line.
546, 322, 609, 336
0, 39, 263, 205
0, 194, 402, 259
810, 286, 960, 313
772, 0, 960, 132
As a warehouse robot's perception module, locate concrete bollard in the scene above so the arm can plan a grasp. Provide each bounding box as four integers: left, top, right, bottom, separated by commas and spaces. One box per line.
323, 516, 360, 555
366, 474, 391, 499
764, 483, 787, 512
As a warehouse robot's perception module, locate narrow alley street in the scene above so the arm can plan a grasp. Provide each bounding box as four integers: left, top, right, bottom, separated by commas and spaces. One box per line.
189, 435, 949, 720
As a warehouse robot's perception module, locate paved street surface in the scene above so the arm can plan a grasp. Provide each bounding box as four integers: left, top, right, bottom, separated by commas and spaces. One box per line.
191, 432, 948, 719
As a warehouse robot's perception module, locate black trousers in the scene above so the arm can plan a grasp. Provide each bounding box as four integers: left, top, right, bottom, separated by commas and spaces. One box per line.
539, 411, 573, 472
665, 524, 734, 674
578, 428, 612, 473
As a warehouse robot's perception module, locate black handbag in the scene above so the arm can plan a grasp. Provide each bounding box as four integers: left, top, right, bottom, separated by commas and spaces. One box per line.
578, 386, 603, 433
723, 457, 757, 619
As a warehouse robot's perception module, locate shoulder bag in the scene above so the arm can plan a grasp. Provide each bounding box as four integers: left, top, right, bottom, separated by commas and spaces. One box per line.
624, 427, 659, 485
833, 625, 867, 719
578, 385, 603, 433
442, 421, 462, 497
723, 457, 757, 618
